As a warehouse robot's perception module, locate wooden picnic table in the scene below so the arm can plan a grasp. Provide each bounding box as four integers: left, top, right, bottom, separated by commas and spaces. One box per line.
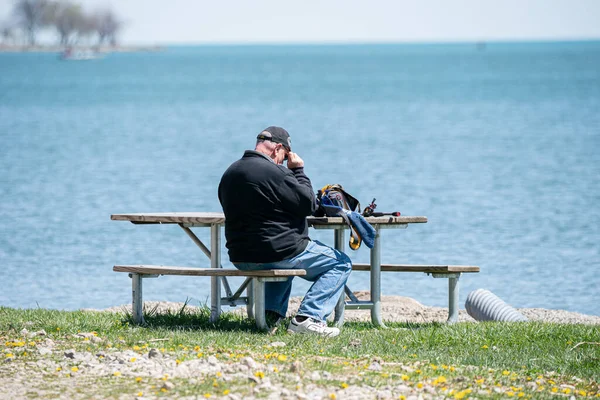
111, 212, 429, 327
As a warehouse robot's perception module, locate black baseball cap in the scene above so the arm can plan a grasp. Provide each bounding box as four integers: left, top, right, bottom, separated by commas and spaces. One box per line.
257, 126, 292, 151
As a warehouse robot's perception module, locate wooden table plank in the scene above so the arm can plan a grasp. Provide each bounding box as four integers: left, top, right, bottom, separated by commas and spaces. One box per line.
352, 263, 480, 273
110, 212, 427, 225
114, 265, 307, 277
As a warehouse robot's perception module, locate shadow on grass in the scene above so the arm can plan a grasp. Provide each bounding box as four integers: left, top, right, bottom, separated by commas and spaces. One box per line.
120, 302, 264, 332
120, 301, 443, 333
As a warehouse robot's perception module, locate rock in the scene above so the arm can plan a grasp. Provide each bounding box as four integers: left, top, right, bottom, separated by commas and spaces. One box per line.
368, 362, 382, 371
38, 347, 52, 356
377, 390, 393, 399
269, 341, 286, 347
207, 355, 219, 366
34, 329, 47, 336
248, 375, 260, 384
349, 338, 362, 347
91, 336, 103, 343
43, 339, 55, 347
290, 361, 302, 373
148, 348, 160, 358
161, 381, 175, 390
309, 371, 320, 380
64, 349, 76, 359
242, 357, 257, 369
20, 328, 29, 336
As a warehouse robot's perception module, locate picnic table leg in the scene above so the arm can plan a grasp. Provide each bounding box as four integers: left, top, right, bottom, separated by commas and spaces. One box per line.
333, 228, 346, 327
210, 223, 222, 323
130, 273, 144, 324
448, 273, 461, 323
432, 273, 462, 323
253, 278, 267, 331
246, 280, 255, 320
371, 226, 386, 327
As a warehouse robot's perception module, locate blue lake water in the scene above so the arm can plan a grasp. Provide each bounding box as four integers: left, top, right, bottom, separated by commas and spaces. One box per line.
1, 42, 599, 316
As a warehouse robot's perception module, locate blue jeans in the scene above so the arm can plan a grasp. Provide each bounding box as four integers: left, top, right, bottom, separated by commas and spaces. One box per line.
234, 240, 352, 322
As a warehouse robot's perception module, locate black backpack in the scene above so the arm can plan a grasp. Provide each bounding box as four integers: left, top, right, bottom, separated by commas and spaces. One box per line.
314, 184, 363, 250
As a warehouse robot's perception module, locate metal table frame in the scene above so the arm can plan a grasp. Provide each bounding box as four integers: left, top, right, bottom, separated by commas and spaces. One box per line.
111, 212, 427, 327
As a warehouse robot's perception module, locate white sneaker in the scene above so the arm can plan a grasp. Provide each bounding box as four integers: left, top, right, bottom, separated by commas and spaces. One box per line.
287, 317, 340, 337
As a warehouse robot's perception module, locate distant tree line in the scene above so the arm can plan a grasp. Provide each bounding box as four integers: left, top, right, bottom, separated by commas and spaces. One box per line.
1, 0, 122, 47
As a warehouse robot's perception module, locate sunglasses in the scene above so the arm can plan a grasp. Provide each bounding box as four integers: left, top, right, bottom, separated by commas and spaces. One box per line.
258, 134, 291, 152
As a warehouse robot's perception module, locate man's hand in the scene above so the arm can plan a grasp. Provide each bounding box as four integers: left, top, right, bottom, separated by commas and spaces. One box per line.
286, 152, 304, 169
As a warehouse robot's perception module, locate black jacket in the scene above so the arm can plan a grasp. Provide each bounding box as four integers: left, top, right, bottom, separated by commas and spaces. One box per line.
218, 150, 317, 263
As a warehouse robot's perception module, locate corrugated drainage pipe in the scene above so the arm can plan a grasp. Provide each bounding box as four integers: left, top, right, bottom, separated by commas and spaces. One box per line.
465, 289, 528, 322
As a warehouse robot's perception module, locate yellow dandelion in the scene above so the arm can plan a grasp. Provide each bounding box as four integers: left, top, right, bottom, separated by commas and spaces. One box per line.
517, 393, 525, 397
197, 352, 203, 358
562, 388, 571, 394
341, 382, 349, 389
579, 391, 587, 396
71, 367, 79, 372
136, 392, 143, 397
160, 388, 167, 393
401, 374, 409, 381
22, 352, 28, 356
399, 396, 406, 400
551, 387, 558, 393
329, 394, 337, 399
454, 391, 467, 399
212, 380, 218, 387
203, 394, 211, 398
28, 341, 35, 346
163, 374, 169, 380
442, 364, 449, 369
130, 357, 137, 363
223, 390, 230, 395
254, 371, 265, 379
548, 380, 556, 385
5, 353, 14, 358
56, 367, 62, 371
135, 377, 142, 383
507, 392, 515, 397
415, 369, 422, 374
417, 383, 423, 389
56, 328, 60, 331
482, 345, 488, 349
216, 371, 222, 377
133, 345, 141, 351
113, 371, 121, 377
194, 346, 201, 352
475, 379, 484, 385
273, 367, 279, 373
382, 373, 389, 378
277, 354, 287, 362
176, 359, 181, 365
449, 366, 455, 372
502, 370, 510, 376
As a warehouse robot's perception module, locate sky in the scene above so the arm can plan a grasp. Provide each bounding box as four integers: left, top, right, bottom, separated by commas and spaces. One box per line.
1, 0, 600, 45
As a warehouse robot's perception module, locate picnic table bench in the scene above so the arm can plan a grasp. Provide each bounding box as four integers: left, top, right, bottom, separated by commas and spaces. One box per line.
111, 212, 480, 330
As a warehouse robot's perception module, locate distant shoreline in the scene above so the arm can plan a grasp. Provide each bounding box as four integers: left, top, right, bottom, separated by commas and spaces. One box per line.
0, 44, 165, 53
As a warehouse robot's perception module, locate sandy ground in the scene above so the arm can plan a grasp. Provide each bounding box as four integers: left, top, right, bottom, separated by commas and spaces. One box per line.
101, 292, 600, 325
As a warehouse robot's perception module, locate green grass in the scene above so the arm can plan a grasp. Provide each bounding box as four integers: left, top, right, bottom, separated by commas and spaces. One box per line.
1, 305, 599, 399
